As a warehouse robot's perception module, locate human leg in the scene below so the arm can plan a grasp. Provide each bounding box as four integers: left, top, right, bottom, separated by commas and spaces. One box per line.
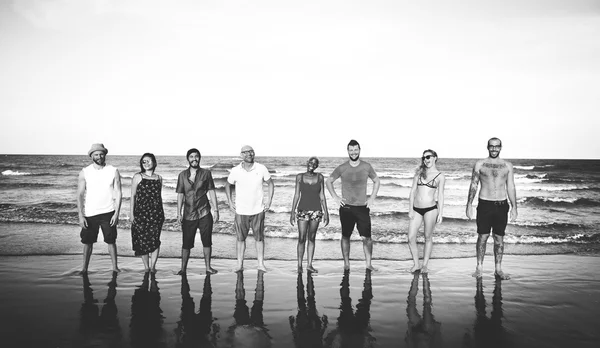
421, 208, 438, 273
493, 234, 510, 279
341, 236, 351, 270
355, 206, 375, 271
81, 243, 93, 274
179, 249, 190, 275
474, 200, 493, 278
362, 237, 375, 271
141, 254, 150, 271
339, 207, 356, 270
297, 220, 309, 273
150, 247, 159, 273
407, 213, 424, 273
180, 219, 199, 274
107, 243, 120, 272
306, 220, 320, 273
473, 234, 489, 278
234, 214, 250, 272
199, 214, 217, 274
251, 212, 267, 272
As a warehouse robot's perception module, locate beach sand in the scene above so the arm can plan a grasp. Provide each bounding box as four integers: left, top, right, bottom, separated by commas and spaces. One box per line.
1, 251, 599, 348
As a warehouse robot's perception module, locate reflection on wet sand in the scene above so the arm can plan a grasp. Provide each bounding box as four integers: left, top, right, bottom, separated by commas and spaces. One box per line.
463, 278, 510, 348
325, 269, 375, 348
227, 271, 271, 348
79, 271, 122, 346
289, 272, 329, 348
405, 272, 442, 347
130, 272, 165, 347
176, 273, 219, 347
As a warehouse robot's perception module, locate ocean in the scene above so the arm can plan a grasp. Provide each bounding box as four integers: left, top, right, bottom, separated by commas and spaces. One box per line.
1, 154, 599, 259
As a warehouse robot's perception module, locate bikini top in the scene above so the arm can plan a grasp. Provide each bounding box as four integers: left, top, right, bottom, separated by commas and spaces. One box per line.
417, 172, 441, 189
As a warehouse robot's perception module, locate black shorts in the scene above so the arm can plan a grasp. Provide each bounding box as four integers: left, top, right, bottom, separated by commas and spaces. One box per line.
476, 199, 510, 236
182, 213, 214, 249
80, 211, 118, 244
339, 205, 371, 238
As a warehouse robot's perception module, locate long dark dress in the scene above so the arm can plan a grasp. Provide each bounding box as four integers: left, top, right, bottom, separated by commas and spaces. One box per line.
132, 177, 164, 256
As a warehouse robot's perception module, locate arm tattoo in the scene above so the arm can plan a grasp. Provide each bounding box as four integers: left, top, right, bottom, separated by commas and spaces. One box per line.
467, 168, 480, 204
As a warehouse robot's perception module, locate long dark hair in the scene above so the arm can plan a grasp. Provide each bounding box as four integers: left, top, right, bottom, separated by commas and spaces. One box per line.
415, 149, 438, 179
139, 153, 157, 173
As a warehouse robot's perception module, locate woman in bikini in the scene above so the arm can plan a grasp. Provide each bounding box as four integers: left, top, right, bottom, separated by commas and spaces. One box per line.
407, 149, 445, 273
290, 157, 329, 273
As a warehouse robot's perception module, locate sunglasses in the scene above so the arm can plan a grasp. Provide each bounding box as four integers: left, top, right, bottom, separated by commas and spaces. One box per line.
422, 155, 434, 160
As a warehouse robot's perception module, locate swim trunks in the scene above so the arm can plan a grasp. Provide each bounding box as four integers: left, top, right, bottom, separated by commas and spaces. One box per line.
234, 212, 266, 241
80, 211, 118, 244
339, 205, 371, 238
182, 213, 214, 249
476, 199, 510, 236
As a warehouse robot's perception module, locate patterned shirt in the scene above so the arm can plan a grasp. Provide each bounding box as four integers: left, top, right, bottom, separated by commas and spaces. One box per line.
176, 167, 215, 220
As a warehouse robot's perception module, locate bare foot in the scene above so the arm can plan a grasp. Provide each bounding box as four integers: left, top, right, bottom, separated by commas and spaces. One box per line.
307, 265, 318, 273
409, 265, 421, 273
495, 270, 510, 280
177, 270, 186, 275
150, 268, 157, 274
297, 266, 303, 274
343, 264, 350, 271
233, 265, 244, 273
366, 265, 377, 272
258, 264, 268, 273
472, 266, 483, 278
421, 265, 429, 274
113, 268, 121, 273
206, 267, 218, 275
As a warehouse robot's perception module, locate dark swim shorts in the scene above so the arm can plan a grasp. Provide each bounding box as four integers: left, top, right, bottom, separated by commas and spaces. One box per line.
80, 211, 118, 244
339, 205, 371, 238
476, 199, 510, 236
182, 213, 214, 249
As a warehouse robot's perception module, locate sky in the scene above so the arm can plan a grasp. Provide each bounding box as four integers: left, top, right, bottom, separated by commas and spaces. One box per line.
1, 0, 599, 159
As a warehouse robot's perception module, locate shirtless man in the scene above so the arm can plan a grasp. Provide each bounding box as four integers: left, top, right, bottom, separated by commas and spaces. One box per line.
466, 137, 517, 280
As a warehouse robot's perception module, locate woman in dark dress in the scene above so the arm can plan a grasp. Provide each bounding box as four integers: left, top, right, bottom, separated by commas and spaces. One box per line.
130, 153, 165, 272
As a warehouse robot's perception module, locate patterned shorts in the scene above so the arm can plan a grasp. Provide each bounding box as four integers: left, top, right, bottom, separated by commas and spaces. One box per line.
297, 210, 324, 222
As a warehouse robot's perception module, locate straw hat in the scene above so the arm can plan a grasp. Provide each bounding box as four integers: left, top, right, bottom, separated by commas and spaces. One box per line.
87, 143, 108, 157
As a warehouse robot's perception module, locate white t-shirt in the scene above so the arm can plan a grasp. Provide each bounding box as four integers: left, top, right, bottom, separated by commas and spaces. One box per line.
227, 162, 271, 215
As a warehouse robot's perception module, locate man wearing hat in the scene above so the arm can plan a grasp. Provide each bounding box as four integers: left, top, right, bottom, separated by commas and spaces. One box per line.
77, 143, 123, 274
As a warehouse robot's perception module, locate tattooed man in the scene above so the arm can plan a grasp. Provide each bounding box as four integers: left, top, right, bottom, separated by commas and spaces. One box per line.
466, 137, 517, 280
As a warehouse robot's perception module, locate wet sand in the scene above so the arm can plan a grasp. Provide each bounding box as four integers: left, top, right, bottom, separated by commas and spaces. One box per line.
1, 253, 599, 348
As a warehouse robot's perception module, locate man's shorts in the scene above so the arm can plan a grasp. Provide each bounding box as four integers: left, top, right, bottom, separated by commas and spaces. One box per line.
80, 211, 118, 244
339, 205, 371, 238
476, 199, 510, 236
182, 213, 214, 249
235, 212, 265, 242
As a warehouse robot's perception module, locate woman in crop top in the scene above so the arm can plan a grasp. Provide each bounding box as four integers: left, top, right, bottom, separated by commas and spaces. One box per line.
290, 157, 329, 273
407, 149, 445, 273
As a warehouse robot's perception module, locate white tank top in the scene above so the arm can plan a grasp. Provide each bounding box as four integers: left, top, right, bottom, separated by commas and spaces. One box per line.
83, 164, 117, 217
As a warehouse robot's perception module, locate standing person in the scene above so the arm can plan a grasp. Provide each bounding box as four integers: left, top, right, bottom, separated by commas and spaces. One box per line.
466, 137, 517, 280
77, 143, 122, 274
130, 153, 165, 273
176, 148, 220, 275
325, 139, 380, 271
290, 157, 330, 273
225, 145, 274, 272
407, 150, 445, 273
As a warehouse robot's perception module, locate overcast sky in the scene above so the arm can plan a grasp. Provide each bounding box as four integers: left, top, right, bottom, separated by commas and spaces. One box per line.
1, 0, 599, 159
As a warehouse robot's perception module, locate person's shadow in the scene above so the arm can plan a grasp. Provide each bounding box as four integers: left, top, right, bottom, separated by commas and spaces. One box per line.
463, 278, 510, 348
289, 272, 329, 347
226, 271, 272, 348
130, 272, 165, 347
175, 273, 220, 347
324, 269, 375, 348
79, 272, 122, 345
405, 272, 443, 347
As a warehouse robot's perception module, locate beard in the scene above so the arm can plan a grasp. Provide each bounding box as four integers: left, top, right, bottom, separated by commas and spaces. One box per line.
348, 154, 360, 162
489, 151, 500, 159
93, 158, 105, 166
189, 160, 200, 168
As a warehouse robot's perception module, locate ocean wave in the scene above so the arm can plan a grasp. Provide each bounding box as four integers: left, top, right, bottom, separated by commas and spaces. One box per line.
519, 197, 600, 207
379, 172, 414, 179
514, 166, 535, 170
0, 170, 50, 176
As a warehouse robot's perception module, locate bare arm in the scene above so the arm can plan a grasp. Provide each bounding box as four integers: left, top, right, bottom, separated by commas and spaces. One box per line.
325, 175, 343, 207
130, 173, 141, 223
224, 181, 236, 213
408, 175, 419, 220
110, 169, 122, 227
177, 193, 185, 223
506, 163, 518, 222
436, 174, 446, 224
208, 189, 219, 223
466, 162, 481, 220
319, 174, 329, 227
76, 170, 87, 228
290, 174, 302, 226
264, 178, 275, 212
367, 175, 380, 208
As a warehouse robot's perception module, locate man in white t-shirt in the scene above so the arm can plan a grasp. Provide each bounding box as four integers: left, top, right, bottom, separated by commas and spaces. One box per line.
77, 143, 122, 274
225, 145, 274, 272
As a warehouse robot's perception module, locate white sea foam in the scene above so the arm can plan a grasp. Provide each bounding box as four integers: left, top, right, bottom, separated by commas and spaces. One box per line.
514, 165, 535, 170
1, 170, 32, 176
